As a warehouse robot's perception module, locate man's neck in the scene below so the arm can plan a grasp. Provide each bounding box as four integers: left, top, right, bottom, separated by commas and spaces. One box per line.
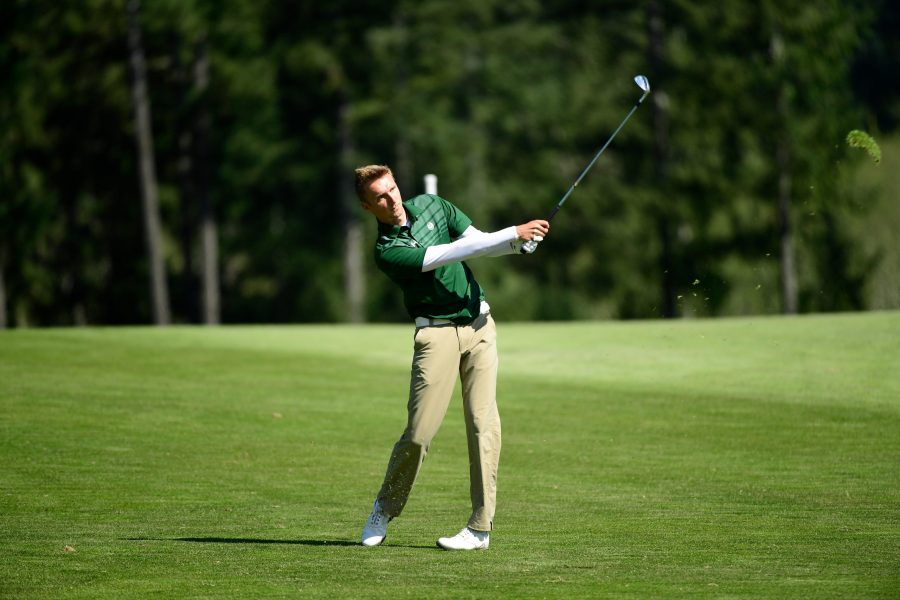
380, 207, 408, 228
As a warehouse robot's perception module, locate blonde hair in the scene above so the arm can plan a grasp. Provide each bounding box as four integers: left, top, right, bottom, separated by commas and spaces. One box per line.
354, 165, 393, 202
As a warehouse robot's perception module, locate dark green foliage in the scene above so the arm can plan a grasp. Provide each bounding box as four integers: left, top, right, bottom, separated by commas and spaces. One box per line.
1, 0, 897, 324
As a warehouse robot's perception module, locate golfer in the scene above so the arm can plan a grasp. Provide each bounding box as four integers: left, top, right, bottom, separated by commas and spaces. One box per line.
355, 164, 549, 550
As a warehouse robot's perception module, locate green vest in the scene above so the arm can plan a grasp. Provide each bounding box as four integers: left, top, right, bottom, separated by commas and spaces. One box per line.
373, 195, 485, 323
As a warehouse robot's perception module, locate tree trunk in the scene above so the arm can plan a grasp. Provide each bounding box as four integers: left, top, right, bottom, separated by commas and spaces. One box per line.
648, 1, 676, 318
127, 0, 171, 325
392, 10, 413, 195
339, 90, 365, 323
62, 191, 87, 325
776, 137, 797, 314
177, 129, 199, 323
193, 38, 220, 325
772, 31, 798, 314
174, 30, 198, 324
395, 136, 412, 195
0, 249, 7, 329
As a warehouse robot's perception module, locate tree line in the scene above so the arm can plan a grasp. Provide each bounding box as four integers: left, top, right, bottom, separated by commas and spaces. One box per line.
1, 0, 897, 327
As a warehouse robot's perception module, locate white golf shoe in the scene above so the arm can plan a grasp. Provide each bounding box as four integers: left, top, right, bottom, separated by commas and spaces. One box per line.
436, 527, 490, 551
360, 500, 391, 547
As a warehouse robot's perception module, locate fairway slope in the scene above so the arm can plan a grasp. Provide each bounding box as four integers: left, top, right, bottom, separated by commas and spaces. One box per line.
1, 312, 898, 598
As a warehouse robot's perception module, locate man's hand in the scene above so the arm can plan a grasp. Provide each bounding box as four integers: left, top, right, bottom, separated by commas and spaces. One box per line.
515, 220, 549, 242
516, 219, 549, 254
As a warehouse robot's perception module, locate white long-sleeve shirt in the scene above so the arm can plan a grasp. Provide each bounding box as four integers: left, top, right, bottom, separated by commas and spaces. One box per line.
421, 225, 520, 272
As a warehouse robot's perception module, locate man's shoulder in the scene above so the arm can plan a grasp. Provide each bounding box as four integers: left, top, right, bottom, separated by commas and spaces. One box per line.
374, 224, 422, 254
375, 233, 420, 251
374, 230, 426, 276
409, 194, 462, 212
407, 194, 455, 224
407, 193, 444, 207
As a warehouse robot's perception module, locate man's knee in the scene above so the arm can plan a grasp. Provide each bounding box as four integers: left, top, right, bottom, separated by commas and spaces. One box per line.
397, 432, 430, 457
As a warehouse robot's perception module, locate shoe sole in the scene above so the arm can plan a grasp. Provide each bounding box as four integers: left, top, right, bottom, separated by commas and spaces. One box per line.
361, 535, 386, 547
436, 541, 488, 551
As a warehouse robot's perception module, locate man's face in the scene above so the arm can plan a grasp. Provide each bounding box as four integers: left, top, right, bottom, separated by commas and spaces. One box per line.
361, 173, 405, 225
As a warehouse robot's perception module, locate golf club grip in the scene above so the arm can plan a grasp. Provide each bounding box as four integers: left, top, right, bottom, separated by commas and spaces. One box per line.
519, 239, 538, 254
518, 204, 560, 253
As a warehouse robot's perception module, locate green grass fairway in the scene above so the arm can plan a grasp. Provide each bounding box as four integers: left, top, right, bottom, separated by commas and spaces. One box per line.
2, 313, 898, 598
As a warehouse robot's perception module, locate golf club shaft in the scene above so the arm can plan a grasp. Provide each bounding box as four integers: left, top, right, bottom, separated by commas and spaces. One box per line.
546, 96, 646, 223
520, 77, 649, 254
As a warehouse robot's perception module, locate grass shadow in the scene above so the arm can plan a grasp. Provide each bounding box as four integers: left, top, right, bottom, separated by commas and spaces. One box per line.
125, 537, 435, 549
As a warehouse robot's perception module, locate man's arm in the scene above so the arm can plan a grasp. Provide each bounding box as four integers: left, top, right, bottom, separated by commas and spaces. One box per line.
422, 226, 518, 272
422, 220, 549, 272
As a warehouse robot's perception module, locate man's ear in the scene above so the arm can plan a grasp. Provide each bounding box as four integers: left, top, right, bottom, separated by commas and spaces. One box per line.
359, 200, 371, 213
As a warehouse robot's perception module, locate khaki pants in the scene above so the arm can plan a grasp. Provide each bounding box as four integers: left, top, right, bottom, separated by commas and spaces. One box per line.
376, 312, 501, 531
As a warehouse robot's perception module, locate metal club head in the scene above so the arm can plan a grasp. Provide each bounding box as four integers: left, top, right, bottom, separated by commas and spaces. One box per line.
634, 74, 651, 103
634, 74, 650, 93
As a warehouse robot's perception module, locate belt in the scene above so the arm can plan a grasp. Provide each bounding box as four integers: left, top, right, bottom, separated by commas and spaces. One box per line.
415, 301, 491, 329
414, 316, 455, 328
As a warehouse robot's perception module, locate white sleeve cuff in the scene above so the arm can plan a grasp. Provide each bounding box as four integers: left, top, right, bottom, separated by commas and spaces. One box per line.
422, 226, 519, 272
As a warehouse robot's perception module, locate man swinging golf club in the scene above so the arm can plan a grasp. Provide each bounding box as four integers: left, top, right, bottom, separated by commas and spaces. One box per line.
355, 164, 549, 550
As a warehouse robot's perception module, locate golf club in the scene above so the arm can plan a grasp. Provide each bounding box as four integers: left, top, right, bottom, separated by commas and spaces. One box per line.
521, 74, 651, 253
